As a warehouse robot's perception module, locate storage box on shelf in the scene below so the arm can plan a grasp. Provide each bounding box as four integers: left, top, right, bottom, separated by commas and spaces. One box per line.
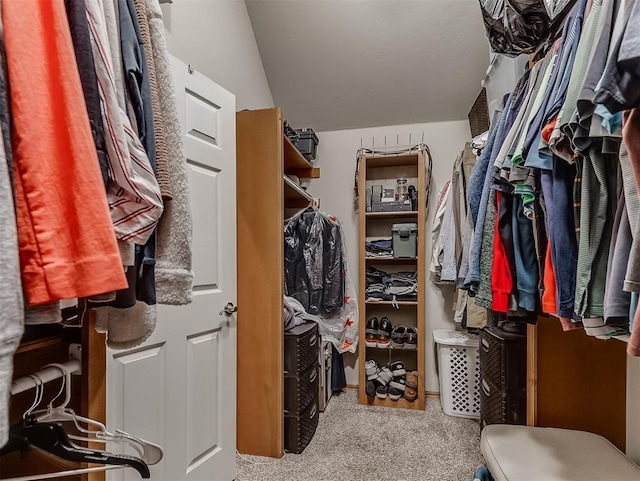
358, 148, 427, 411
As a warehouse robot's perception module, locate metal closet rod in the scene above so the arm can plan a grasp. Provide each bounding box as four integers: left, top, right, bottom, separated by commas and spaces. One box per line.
10, 359, 81, 396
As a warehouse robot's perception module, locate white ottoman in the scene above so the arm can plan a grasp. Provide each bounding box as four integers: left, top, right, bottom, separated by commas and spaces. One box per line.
481, 424, 640, 481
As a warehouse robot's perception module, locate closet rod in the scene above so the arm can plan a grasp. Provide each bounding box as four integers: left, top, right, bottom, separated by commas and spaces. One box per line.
10, 359, 81, 396
3, 465, 126, 481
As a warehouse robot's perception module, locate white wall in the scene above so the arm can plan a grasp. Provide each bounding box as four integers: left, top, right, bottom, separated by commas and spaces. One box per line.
307, 120, 471, 393
483, 53, 527, 120
161, 0, 274, 110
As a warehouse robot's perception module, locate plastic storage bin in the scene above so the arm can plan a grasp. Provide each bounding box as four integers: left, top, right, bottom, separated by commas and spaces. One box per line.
433, 329, 480, 419
294, 128, 319, 161
392, 223, 418, 258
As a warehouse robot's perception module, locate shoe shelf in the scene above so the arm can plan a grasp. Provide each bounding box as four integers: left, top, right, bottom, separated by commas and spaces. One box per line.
358, 148, 427, 411
363, 396, 420, 410
365, 345, 418, 351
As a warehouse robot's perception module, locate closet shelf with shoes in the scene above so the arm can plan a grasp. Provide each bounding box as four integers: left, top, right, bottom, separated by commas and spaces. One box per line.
357, 145, 431, 411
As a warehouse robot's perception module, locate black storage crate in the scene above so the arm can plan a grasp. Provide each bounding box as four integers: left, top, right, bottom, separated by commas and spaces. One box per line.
284, 362, 319, 415
479, 326, 527, 427
284, 398, 319, 454
480, 376, 527, 427
284, 322, 319, 376
293, 128, 319, 162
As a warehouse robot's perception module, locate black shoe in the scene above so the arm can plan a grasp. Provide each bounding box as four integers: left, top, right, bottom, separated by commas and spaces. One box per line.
365, 317, 379, 347
377, 317, 393, 348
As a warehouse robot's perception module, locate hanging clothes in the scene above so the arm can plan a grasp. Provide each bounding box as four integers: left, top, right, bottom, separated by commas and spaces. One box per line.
284, 209, 345, 317
456, 0, 640, 355
3, 0, 128, 305
0, 87, 23, 448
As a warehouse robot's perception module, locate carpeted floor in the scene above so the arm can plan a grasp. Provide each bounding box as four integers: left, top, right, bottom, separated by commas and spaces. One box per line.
237, 389, 483, 481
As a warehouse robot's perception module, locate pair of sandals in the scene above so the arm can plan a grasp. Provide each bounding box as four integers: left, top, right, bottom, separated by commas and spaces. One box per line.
404, 371, 418, 402
365, 361, 418, 402
390, 326, 418, 349
365, 317, 393, 348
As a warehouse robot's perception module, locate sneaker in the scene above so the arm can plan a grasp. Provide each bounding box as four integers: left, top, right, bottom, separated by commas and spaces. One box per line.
388, 386, 403, 401
365, 360, 380, 397
377, 366, 393, 386
390, 360, 406, 378
405, 326, 417, 349
375, 384, 389, 399
390, 325, 406, 349
365, 317, 379, 347
389, 377, 406, 393
377, 317, 393, 348
365, 360, 379, 379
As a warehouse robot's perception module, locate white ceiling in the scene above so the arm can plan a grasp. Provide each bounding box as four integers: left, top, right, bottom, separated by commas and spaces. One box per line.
246, 0, 490, 132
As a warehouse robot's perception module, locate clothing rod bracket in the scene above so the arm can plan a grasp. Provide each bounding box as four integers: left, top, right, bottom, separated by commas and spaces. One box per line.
69, 343, 82, 375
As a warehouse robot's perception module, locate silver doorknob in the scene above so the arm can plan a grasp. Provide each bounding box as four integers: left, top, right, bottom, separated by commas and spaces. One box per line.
219, 302, 237, 316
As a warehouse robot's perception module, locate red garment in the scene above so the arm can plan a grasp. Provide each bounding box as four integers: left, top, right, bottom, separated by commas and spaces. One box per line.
541, 242, 557, 315
491, 191, 511, 313
4, 0, 127, 305
541, 115, 557, 144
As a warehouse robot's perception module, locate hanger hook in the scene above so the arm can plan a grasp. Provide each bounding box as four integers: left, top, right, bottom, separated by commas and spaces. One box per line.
44, 364, 70, 411
45, 363, 72, 410
23, 374, 44, 420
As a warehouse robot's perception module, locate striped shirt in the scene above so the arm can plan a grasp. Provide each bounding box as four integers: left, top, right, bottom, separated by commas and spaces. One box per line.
86, 0, 163, 244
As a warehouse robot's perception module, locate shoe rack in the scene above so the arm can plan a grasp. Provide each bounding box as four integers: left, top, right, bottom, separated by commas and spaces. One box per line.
357, 147, 427, 410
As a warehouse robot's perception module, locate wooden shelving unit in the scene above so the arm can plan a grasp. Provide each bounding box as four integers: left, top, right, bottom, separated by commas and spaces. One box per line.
236, 108, 320, 458
365, 211, 418, 218
358, 150, 427, 411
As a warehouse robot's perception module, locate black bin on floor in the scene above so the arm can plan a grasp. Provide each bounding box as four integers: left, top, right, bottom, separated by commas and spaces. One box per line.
284, 321, 320, 453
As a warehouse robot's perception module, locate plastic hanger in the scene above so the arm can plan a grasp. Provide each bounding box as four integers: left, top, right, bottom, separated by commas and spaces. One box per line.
32, 364, 162, 465
10, 421, 150, 478
6, 368, 151, 477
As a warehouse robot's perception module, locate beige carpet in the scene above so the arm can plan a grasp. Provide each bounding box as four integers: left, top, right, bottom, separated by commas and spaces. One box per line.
237, 389, 483, 481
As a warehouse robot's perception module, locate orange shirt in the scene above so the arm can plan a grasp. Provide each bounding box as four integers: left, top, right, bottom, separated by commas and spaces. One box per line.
4, 0, 127, 305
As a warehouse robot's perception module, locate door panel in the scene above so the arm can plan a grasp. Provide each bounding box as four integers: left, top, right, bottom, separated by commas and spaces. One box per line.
188, 163, 220, 288
186, 328, 221, 469
107, 56, 236, 481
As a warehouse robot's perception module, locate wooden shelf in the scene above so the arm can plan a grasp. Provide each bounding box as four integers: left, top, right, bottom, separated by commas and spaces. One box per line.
16, 335, 66, 355
284, 136, 319, 178
365, 211, 418, 218
360, 395, 421, 410
365, 256, 418, 262
359, 148, 427, 412
284, 175, 317, 207
364, 154, 419, 168
366, 345, 418, 352
365, 300, 418, 306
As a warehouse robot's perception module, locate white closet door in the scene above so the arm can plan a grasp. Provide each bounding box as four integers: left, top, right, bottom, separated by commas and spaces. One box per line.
107, 55, 237, 481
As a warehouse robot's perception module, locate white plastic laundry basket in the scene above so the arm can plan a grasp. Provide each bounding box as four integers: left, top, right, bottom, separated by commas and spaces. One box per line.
433, 329, 480, 419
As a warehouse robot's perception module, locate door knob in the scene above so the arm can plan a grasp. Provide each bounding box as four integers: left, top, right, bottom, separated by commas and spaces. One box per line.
219, 302, 237, 316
